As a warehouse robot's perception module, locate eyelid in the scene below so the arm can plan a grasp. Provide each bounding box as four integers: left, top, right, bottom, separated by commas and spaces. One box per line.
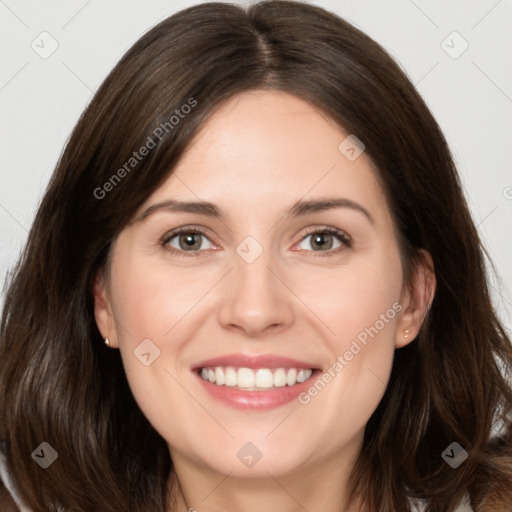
298, 226, 352, 243
160, 225, 211, 244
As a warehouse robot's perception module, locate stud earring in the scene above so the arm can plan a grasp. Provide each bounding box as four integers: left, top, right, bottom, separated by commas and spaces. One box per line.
404, 329, 410, 339
105, 336, 111, 347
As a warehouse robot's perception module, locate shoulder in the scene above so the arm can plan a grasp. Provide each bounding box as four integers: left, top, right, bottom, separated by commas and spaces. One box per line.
0, 449, 33, 512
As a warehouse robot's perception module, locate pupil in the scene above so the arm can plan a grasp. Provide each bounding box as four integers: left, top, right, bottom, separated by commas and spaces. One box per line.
181, 233, 200, 250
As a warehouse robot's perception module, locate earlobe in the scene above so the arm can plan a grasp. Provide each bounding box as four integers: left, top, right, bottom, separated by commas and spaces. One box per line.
396, 249, 436, 348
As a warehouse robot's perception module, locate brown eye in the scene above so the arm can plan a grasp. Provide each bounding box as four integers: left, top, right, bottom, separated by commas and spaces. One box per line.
308, 232, 336, 250
297, 228, 351, 253
162, 229, 214, 253
176, 233, 203, 251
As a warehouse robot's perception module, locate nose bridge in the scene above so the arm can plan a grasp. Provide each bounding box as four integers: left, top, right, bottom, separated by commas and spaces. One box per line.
217, 236, 294, 335
235, 243, 274, 294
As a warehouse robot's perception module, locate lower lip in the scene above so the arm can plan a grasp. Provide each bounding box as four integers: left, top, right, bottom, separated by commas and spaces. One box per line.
194, 370, 321, 410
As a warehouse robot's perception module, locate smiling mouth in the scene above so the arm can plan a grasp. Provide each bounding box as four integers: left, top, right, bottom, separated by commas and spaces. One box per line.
197, 366, 315, 390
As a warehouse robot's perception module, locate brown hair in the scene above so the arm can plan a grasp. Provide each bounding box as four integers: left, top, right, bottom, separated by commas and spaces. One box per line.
1, 1, 511, 511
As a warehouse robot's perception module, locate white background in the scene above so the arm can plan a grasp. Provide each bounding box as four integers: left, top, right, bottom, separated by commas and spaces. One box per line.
1, 0, 511, 330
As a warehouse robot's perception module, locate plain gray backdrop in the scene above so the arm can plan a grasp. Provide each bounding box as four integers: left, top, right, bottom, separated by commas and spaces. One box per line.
1, 0, 511, 331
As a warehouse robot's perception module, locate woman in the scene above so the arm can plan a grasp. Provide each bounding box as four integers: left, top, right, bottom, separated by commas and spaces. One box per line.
1, 1, 511, 511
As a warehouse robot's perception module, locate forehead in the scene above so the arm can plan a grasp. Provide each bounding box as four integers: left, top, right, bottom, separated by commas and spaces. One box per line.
137, 90, 391, 227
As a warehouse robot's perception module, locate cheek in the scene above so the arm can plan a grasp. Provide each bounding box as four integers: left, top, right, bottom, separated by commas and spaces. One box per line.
107, 256, 202, 446
301, 249, 403, 354
110, 251, 216, 343
107, 252, 221, 435
293, 249, 403, 422
295, 312, 399, 454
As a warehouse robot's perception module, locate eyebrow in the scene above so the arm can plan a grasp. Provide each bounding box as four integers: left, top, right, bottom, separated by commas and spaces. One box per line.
134, 197, 374, 225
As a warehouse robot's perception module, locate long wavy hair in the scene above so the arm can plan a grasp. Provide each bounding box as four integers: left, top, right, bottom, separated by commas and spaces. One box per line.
1, 1, 511, 511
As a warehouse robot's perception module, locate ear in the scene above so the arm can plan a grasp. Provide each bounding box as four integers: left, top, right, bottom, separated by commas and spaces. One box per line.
396, 249, 436, 348
93, 270, 118, 348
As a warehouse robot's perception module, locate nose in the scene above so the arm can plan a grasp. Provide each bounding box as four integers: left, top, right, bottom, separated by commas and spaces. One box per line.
217, 249, 295, 337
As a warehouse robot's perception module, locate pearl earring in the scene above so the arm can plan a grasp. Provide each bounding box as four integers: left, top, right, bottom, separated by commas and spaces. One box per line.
105, 336, 111, 347
404, 329, 410, 339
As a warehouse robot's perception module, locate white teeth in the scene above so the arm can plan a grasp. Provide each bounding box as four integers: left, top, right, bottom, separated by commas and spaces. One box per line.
215, 367, 225, 385
199, 366, 315, 389
237, 368, 255, 388
286, 368, 297, 386
255, 369, 274, 388
225, 367, 237, 386
273, 368, 287, 387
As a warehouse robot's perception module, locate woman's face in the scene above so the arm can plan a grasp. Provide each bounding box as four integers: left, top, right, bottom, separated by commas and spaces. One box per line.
95, 90, 429, 480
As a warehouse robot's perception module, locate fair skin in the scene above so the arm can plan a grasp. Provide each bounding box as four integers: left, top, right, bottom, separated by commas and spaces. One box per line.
94, 90, 435, 512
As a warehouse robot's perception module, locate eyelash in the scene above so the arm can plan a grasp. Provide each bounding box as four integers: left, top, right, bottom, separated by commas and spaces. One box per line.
160, 226, 353, 258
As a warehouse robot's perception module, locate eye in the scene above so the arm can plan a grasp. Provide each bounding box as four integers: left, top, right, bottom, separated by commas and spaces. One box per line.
161, 228, 215, 256
160, 226, 352, 258
294, 227, 352, 256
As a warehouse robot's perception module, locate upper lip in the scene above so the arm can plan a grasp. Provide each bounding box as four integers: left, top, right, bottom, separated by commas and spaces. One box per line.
192, 353, 319, 370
